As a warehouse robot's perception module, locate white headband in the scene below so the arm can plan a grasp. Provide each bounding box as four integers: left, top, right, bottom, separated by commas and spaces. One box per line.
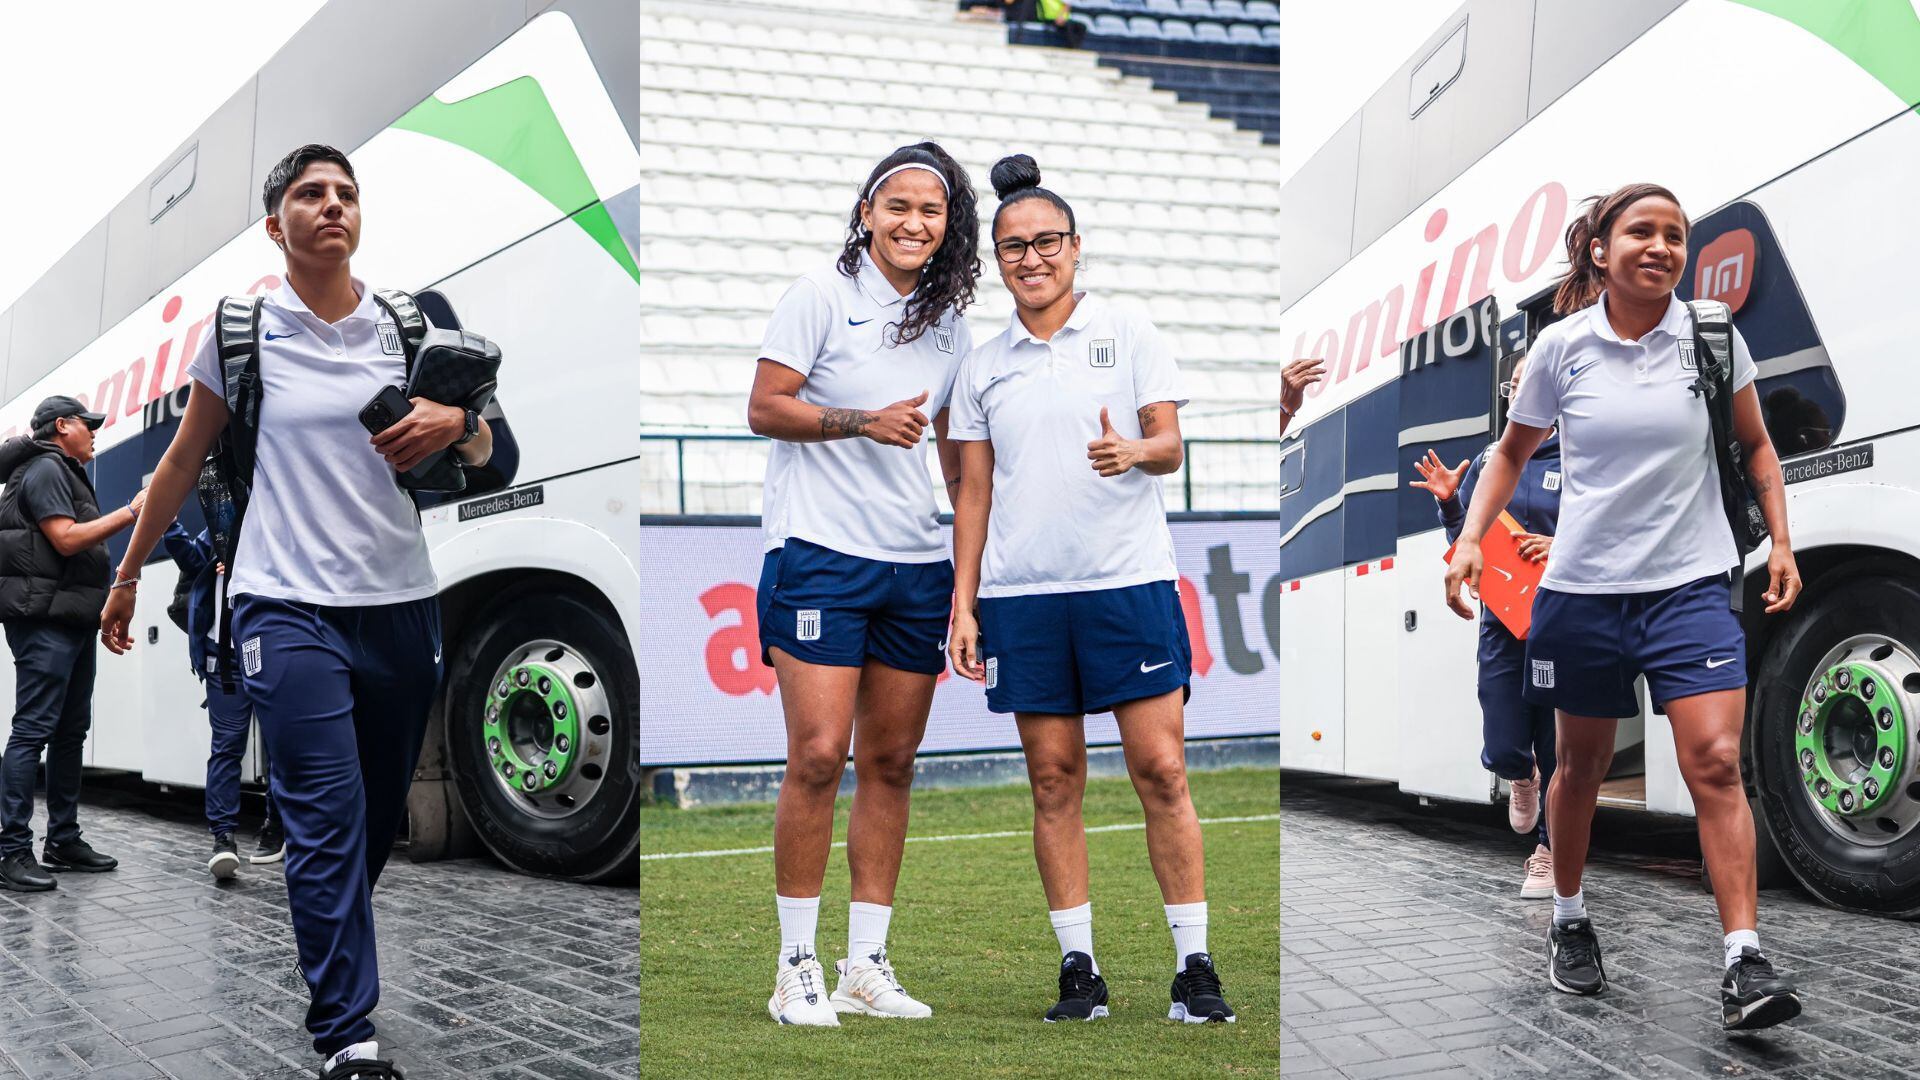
866, 162, 949, 203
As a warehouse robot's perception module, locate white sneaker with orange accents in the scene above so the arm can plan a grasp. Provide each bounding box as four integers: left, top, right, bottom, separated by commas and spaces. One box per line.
830, 950, 932, 1018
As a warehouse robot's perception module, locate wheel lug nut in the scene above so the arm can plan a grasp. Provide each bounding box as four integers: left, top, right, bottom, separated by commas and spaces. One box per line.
1880, 709, 1895, 731
1838, 670, 1853, 690
554, 701, 569, 720
556, 735, 571, 753
498, 678, 511, 696
1840, 789, 1856, 812
1816, 778, 1832, 798
1800, 748, 1816, 770
523, 771, 539, 791
544, 761, 559, 779
503, 762, 516, 779
1866, 778, 1881, 800
488, 736, 501, 756
538, 676, 552, 695
1800, 711, 1815, 734
1814, 684, 1828, 703
516, 670, 531, 687
1880, 747, 1897, 769
1864, 678, 1878, 700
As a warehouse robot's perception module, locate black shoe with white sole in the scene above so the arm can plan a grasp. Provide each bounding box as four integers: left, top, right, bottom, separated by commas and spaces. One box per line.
0, 851, 54, 892
252, 821, 285, 864
42, 839, 116, 873
208, 834, 240, 880
1548, 919, 1607, 995
1045, 952, 1109, 1022
321, 1052, 404, 1078
1170, 952, 1236, 1023
1722, 947, 1801, 1031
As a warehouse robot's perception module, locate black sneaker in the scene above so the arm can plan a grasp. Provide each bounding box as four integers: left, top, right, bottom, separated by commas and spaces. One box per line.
1722, 946, 1802, 1031
208, 834, 240, 880
320, 1051, 404, 1078
0, 851, 54, 892
251, 820, 286, 864
1548, 918, 1607, 995
1170, 952, 1237, 1023
41, 838, 116, 873
1045, 951, 1109, 1022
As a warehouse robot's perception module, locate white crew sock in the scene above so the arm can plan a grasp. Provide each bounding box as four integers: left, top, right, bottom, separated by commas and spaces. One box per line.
325, 1042, 378, 1072
776, 894, 820, 959
1724, 928, 1760, 969
848, 901, 892, 967
1552, 890, 1586, 926
1049, 902, 1097, 974
1165, 901, 1209, 973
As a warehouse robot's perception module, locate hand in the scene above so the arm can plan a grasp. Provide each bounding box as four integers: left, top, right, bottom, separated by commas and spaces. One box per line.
949, 607, 985, 681
215, 561, 226, 576
1281, 359, 1325, 414
101, 588, 136, 655
1408, 449, 1470, 502
371, 398, 464, 472
129, 487, 148, 517
1087, 408, 1142, 477
1444, 539, 1483, 619
1763, 544, 1801, 614
1515, 533, 1553, 563
861, 390, 930, 448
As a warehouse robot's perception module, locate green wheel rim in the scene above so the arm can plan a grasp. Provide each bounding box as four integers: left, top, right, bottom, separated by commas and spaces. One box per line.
485, 662, 582, 796
1797, 661, 1907, 816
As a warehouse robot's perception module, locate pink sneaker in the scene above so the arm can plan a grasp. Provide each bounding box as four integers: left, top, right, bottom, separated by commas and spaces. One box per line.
1520, 845, 1553, 899
1508, 768, 1541, 834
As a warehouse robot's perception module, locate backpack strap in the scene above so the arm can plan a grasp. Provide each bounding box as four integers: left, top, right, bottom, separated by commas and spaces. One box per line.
216, 296, 264, 478
371, 289, 428, 377
1688, 298, 1755, 608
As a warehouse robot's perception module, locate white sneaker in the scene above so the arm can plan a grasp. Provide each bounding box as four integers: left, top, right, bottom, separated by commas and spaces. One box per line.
768, 949, 840, 1026
1520, 844, 1554, 899
830, 951, 933, 1018
1509, 768, 1541, 834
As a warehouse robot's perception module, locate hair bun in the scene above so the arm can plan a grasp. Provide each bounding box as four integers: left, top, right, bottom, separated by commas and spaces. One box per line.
990, 155, 1042, 199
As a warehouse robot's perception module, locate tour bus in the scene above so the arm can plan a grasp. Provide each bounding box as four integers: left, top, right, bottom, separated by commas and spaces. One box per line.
0, 2, 638, 882
1279, 0, 1920, 915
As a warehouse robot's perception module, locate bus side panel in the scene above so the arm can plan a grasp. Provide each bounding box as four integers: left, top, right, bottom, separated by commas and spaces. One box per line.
1280, 569, 1344, 773
1342, 564, 1400, 780
1394, 528, 1489, 802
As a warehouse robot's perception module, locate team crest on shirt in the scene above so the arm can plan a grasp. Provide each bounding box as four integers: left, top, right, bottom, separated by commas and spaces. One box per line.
796, 609, 821, 642
1543, 471, 1561, 492
985, 656, 999, 689
242, 637, 263, 677
1530, 659, 1555, 689
1090, 339, 1116, 368
1678, 338, 1698, 371
933, 324, 955, 354
378, 322, 404, 356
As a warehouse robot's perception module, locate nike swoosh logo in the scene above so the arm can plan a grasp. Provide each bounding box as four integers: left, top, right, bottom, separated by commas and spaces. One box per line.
1492, 567, 1513, 581
1140, 660, 1173, 674
848, 317, 875, 326
434, 645, 443, 664
1706, 657, 1735, 669
263, 330, 302, 340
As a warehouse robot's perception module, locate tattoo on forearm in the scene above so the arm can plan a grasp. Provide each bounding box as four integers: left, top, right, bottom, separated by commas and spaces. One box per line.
819, 408, 873, 439
1754, 475, 1775, 497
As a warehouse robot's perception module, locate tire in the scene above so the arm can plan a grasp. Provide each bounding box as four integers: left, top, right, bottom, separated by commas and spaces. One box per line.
447, 584, 638, 883
1751, 573, 1920, 917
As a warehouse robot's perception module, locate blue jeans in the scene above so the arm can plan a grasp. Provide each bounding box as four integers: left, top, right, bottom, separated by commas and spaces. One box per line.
0, 621, 96, 856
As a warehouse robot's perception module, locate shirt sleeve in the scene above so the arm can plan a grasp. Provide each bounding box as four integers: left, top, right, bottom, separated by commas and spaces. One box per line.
1130, 308, 1187, 409
945, 349, 990, 442
1504, 336, 1560, 429
19, 457, 75, 523
757, 277, 832, 378
184, 306, 224, 396
1730, 325, 1758, 393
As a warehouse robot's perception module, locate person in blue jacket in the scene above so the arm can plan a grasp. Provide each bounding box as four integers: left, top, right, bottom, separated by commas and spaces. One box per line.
1411, 353, 1560, 898
162, 520, 282, 877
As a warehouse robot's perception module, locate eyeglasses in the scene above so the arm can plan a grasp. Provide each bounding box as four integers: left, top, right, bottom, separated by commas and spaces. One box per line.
995, 231, 1072, 264
1498, 379, 1517, 399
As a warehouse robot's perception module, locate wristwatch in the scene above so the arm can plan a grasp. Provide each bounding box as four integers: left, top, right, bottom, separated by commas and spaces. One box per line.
453, 408, 480, 447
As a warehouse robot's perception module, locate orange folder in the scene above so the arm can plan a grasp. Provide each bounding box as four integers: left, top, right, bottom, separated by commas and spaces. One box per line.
1443, 510, 1545, 639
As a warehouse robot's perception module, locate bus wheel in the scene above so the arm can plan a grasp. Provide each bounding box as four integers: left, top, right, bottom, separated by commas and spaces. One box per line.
1752, 574, 1920, 916
447, 584, 638, 883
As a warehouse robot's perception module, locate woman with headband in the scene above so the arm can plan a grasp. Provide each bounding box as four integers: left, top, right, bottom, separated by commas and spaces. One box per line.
947, 155, 1236, 1025
747, 142, 979, 1026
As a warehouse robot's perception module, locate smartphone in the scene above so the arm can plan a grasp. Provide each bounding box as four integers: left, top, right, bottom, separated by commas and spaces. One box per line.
359, 385, 413, 435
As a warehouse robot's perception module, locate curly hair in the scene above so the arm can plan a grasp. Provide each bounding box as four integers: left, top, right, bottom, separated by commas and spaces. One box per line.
837, 142, 980, 346
1552, 182, 1689, 314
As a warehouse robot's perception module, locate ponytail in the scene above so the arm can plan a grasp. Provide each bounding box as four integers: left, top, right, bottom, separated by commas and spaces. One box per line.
1551, 183, 1687, 314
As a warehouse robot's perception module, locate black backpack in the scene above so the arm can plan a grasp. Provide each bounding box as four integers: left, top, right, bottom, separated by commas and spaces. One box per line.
1687, 300, 1769, 599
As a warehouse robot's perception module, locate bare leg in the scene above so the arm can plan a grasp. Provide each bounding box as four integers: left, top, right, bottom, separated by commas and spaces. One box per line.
1114, 689, 1204, 904
1663, 688, 1756, 935
1017, 713, 1090, 909
1546, 712, 1617, 900
845, 659, 937, 905
771, 648, 860, 898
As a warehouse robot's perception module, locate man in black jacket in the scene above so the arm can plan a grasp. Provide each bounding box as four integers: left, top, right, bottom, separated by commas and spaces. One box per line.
0, 395, 145, 891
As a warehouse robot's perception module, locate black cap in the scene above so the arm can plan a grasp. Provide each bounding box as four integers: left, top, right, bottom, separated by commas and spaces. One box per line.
31, 395, 105, 434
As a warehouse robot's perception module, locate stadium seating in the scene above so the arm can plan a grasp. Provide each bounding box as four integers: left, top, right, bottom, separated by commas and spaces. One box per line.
639, 0, 1281, 515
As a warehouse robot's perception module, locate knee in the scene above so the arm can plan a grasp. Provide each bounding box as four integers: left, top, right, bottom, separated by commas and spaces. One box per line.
1482, 743, 1532, 781
785, 741, 847, 792
1028, 761, 1084, 817
1551, 749, 1610, 789
857, 745, 917, 791
1686, 739, 1745, 794
1130, 754, 1191, 809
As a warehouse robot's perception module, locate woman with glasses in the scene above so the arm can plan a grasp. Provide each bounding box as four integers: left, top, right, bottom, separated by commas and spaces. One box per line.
946, 154, 1235, 1025
1411, 352, 1561, 898
746, 142, 978, 1026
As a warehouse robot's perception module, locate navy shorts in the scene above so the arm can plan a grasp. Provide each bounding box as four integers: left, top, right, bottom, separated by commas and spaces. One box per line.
758, 538, 953, 676
976, 580, 1191, 715
1524, 573, 1747, 718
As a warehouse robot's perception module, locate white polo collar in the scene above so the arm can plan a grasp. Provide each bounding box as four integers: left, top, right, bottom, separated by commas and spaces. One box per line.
856, 250, 913, 309
1009, 291, 1097, 347
1588, 291, 1688, 345
269, 274, 379, 325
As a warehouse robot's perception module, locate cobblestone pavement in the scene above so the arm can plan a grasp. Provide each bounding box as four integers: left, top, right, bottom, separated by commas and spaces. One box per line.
1282, 776, 1920, 1080
0, 782, 636, 1079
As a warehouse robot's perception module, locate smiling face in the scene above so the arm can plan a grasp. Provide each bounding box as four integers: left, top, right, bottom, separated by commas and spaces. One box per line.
267, 161, 361, 264
994, 198, 1080, 314
860, 168, 948, 286
1595, 195, 1688, 306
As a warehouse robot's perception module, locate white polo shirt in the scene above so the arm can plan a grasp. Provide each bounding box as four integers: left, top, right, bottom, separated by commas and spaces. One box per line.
948, 293, 1187, 598
185, 277, 438, 606
1505, 291, 1757, 595
758, 252, 969, 563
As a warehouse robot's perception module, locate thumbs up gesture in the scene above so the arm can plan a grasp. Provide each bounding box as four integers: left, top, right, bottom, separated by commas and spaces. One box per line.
1087, 406, 1141, 477
862, 389, 930, 448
